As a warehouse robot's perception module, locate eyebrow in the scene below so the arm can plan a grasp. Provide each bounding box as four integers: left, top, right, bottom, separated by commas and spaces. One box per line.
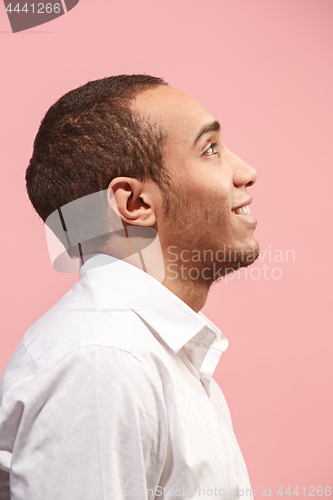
193, 120, 221, 147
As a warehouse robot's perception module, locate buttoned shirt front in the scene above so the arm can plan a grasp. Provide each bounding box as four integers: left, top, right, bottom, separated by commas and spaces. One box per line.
0, 254, 253, 499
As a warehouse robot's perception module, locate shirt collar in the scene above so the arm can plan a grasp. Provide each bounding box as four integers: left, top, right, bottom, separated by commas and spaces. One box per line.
80, 254, 228, 361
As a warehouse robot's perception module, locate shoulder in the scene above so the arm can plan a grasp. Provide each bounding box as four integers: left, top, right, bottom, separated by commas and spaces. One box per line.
4, 343, 165, 406
1, 294, 166, 413
0, 345, 168, 452
18, 277, 159, 373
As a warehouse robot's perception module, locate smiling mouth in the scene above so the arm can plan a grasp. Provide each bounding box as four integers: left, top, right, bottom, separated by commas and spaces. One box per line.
232, 205, 250, 215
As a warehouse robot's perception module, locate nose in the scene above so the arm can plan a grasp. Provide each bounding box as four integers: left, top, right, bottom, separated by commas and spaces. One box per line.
228, 149, 258, 188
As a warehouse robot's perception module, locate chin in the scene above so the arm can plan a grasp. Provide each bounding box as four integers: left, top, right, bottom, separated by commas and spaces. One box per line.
236, 239, 260, 267
215, 238, 260, 275
196, 238, 259, 288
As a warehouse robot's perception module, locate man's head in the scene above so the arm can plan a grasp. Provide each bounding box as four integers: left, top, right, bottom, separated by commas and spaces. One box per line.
26, 75, 259, 287
26, 74, 170, 258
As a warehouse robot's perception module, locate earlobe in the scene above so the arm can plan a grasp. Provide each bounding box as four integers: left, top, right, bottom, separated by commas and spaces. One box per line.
107, 177, 157, 226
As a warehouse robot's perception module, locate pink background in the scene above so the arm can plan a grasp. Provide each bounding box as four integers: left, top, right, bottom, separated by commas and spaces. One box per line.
1, 0, 332, 496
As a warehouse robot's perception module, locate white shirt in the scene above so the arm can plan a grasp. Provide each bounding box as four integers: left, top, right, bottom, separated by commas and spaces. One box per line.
0, 254, 253, 499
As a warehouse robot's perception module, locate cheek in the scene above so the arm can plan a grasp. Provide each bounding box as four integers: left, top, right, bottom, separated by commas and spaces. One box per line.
166, 159, 233, 219
189, 177, 231, 205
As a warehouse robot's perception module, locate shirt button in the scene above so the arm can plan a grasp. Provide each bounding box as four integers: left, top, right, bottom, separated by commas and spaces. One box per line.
198, 333, 206, 341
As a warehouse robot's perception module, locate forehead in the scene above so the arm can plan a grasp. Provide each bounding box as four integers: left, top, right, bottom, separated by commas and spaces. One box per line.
131, 86, 216, 143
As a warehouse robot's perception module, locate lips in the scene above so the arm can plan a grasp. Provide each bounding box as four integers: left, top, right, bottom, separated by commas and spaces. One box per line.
231, 196, 252, 215
231, 199, 257, 228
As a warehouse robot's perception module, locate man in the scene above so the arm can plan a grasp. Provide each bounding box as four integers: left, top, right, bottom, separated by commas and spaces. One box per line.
0, 75, 258, 499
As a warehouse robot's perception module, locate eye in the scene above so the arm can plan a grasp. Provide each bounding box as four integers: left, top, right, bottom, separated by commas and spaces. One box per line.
202, 142, 218, 156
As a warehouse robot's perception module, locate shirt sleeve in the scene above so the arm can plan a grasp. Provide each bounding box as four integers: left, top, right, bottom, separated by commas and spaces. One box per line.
9, 345, 168, 500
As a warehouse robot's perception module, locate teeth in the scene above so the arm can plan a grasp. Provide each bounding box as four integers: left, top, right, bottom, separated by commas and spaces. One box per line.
232, 205, 250, 215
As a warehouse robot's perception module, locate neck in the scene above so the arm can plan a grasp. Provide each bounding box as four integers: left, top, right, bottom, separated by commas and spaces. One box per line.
162, 274, 210, 313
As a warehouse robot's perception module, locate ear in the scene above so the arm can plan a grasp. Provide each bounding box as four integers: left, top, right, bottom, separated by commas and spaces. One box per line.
107, 177, 158, 226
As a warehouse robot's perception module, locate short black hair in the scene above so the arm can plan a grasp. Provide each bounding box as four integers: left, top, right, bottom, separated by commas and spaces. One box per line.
26, 74, 170, 258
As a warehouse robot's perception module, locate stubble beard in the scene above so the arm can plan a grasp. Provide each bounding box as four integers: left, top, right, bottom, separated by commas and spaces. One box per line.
162, 187, 260, 288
